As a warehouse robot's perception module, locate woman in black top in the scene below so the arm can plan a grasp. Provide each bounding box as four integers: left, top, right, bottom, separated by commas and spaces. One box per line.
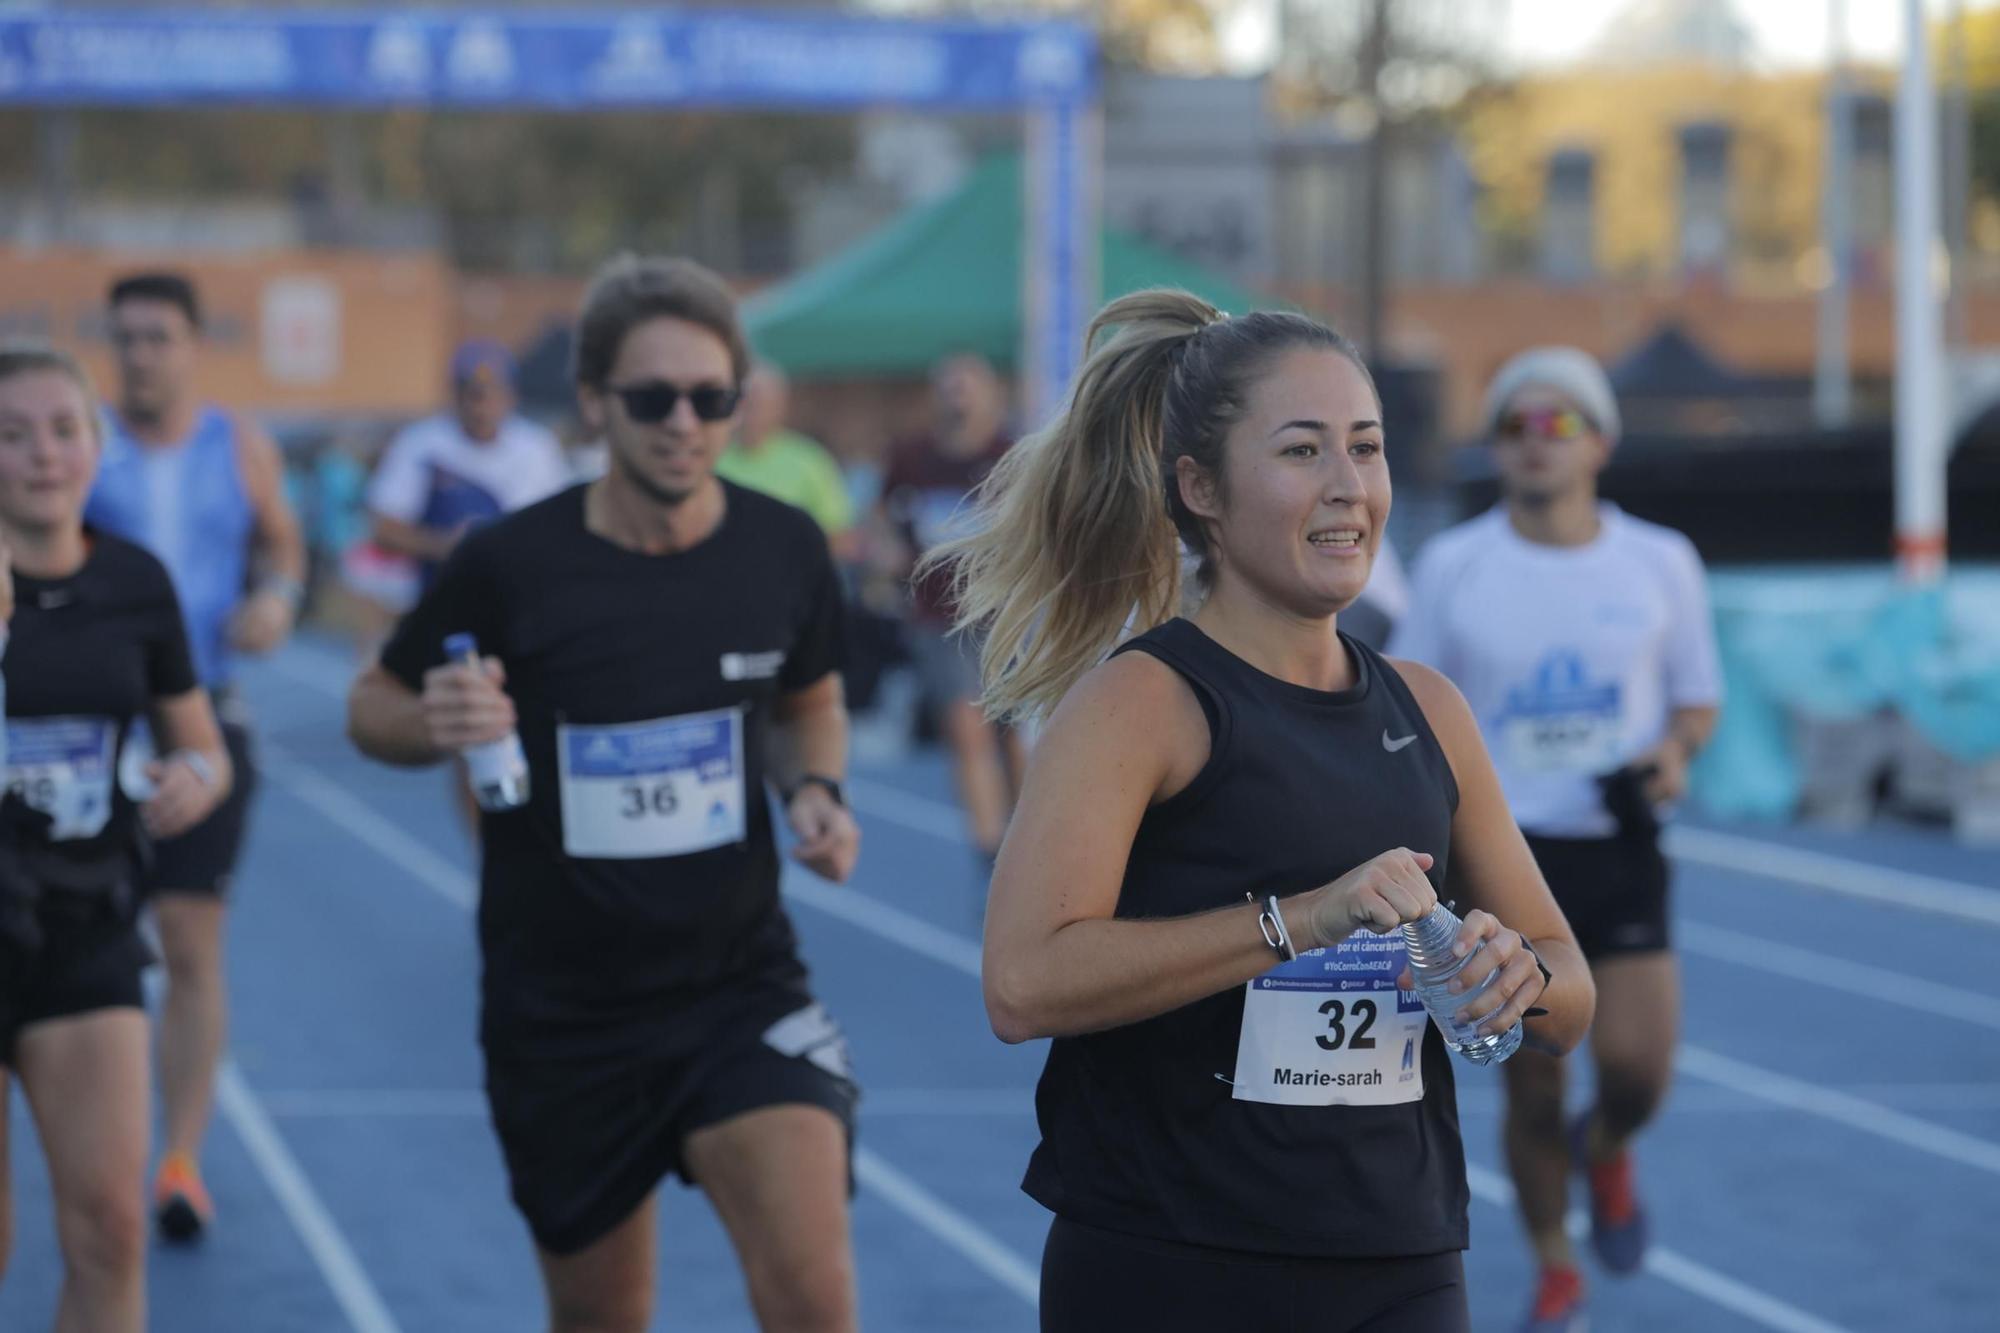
927, 292, 1596, 1331
0, 345, 231, 1333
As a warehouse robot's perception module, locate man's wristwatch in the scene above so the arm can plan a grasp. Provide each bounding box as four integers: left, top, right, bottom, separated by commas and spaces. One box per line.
784, 774, 846, 808
1519, 933, 1553, 1018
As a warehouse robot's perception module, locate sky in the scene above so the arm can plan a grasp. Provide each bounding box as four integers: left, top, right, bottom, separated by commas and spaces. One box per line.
1219, 0, 1992, 75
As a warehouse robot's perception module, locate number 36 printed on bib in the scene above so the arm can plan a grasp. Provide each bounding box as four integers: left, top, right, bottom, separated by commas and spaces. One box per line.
557, 708, 746, 860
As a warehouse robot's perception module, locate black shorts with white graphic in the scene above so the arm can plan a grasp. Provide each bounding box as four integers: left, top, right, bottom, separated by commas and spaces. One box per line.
483, 964, 859, 1256
1523, 831, 1672, 962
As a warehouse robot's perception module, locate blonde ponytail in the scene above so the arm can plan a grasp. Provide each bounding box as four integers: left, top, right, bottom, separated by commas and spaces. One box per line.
920, 289, 1363, 723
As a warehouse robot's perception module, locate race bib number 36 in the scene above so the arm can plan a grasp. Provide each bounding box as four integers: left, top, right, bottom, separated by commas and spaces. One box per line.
6, 716, 117, 842
1232, 932, 1429, 1107
557, 708, 747, 860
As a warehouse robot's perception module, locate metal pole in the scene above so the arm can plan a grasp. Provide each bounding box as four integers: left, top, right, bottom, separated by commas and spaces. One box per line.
1813, 0, 1851, 428
1023, 94, 1101, 430
1358, 0, 1391, 361
1894, 0, 1948, 583
1945, 0, 1971, 352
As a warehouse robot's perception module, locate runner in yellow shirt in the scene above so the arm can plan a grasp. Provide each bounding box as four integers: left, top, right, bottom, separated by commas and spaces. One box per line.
716, 366, 856, 558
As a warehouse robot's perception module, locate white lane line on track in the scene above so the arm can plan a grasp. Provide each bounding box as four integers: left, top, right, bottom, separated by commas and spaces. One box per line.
1665, 826, 2000, 928
1676, 1045, 2000, 1177
1463, 1164, 1855, 1333
853, 1149, 1039, 1306
262, 738, 1040, 1309
217, 1064, 405, 1333
1677, 920, 2000, 1033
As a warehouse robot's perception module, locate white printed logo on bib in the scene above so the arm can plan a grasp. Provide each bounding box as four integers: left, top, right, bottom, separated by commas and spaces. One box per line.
1232, 932, 1429, 1107
1500, 651, 1623, 774
5, 716, 118, 841
557, 708, 746, 860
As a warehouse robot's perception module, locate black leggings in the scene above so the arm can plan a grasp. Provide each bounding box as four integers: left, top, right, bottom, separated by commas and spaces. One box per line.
1041, 1217, 1470, 1333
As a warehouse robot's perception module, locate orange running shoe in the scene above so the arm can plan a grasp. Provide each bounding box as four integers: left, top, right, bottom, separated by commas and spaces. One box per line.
1517, 1265, 1588, 1333
1571, 1111, 1648, 1274
153, 1151, 213, 1243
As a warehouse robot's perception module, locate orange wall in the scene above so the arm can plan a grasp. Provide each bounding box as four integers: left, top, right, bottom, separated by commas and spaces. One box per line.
0, 247, 455, 417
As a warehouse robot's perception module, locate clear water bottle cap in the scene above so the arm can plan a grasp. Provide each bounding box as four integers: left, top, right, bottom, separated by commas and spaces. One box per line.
1401, 902, 1464, 970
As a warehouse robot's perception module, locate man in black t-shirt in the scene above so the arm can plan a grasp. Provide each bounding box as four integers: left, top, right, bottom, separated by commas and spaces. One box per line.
347, 255, 862, 1333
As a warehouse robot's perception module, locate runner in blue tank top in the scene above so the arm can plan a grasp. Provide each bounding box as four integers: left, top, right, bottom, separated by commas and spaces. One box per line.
87, 273, 306, 1244
925, 290, 1597, 1331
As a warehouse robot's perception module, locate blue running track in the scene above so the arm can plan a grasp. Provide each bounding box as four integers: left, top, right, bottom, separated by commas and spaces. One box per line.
4, 638, 1997, 1331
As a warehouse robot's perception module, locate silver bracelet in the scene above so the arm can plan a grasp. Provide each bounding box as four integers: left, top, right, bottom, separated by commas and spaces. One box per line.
170, 749, 218, 789
1247, 893, 1298, 963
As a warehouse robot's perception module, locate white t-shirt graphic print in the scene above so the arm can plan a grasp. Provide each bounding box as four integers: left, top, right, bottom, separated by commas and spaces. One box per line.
1390, 505, 1722, 837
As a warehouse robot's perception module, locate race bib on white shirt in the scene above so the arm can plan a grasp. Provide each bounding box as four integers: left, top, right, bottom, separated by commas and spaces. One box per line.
1499, 651, 1623, 774
557, 708, 747, 860
1232, 932, 1429, 1107
5, 716, 117, 841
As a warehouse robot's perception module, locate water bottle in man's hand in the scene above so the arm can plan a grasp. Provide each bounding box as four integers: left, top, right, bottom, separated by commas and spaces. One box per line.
444, 633, 529, 811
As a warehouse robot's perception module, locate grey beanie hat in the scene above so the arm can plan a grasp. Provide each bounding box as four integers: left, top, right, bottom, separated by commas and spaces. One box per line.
1482, 346, 1621, 444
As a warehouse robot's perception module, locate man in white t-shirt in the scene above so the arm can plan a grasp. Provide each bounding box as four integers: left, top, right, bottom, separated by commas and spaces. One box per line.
1391, 347, 1722, 1333
368, 341, 571, 587
1339, 532, 1410, 650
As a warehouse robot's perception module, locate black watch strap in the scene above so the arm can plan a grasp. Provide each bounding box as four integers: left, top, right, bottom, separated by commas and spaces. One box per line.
785, 774, 846, 808
1520, 932, 1552, 1018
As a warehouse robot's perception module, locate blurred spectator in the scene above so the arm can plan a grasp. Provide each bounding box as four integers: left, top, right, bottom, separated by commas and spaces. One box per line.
874, 353, 1021, 861
366, 340, 570, 587
1341, 534, 1411, 651
716, 365, 857, 559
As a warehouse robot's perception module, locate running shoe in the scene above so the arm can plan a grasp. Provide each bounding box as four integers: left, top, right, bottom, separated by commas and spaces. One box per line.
153, 1151, 213, 1243
1518, 1265, 1589, 1333
1571, 1111, 1648, 1273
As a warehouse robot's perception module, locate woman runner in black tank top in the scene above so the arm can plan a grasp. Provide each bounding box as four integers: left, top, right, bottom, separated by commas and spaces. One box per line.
923, 292, 1596, 1332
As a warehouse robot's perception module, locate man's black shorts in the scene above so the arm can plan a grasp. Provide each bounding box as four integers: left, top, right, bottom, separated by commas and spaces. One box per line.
0, 899, 152, 1067
147, 714, 257, 899
1523, 831, 1672, 962
483, 967, 859, 1256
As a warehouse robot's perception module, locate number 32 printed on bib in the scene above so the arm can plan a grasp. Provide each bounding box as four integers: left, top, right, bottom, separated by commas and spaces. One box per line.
557, 708, 746, 860
1232, 933, 1429, 1107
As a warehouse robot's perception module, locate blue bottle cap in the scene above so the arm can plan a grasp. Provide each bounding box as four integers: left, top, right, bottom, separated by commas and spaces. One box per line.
443, 632, 479, 660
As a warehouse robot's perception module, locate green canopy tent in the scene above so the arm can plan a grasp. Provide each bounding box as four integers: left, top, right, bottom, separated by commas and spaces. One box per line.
745, 153, 1270, 377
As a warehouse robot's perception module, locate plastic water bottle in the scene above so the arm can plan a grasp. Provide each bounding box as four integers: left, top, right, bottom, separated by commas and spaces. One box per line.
1402, 902, 1523, 1066
444, 633, 529, 811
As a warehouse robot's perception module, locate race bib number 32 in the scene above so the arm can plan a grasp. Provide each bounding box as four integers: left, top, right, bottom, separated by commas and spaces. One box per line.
557, 708, 747, 860
1231, 932, 1429, 1107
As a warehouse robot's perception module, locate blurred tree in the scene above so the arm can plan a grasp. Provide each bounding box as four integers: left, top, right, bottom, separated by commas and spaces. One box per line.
0, 0, 863, 275
1267, 0, 1507, 356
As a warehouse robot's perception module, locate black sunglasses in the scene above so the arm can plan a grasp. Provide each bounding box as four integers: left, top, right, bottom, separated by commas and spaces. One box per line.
606, 381, 740, 424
